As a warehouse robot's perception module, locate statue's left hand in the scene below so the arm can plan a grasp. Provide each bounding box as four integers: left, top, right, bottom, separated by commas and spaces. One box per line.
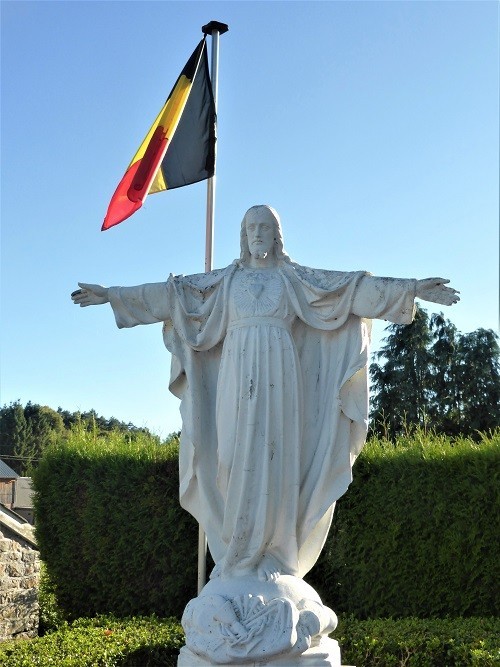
416, 278, 460, 306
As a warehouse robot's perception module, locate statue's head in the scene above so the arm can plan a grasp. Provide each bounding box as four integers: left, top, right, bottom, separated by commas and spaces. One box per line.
239, 205, 288, 263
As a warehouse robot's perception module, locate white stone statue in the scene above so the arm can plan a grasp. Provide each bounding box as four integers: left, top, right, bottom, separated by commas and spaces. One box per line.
72, 205, 459, 665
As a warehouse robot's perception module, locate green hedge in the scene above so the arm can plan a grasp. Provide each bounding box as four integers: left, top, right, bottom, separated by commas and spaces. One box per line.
1, 615, 498, 667
335, 615, 500, 667
308, 430, 500, 618
32, 429, 198, 620
0, 615, 184, 667
33, 429, 499, 621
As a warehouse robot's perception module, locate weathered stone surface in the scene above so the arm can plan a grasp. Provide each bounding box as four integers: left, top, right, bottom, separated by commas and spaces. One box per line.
6, 562, 25, 577
180, 575, 340, 665
0, 539, 12, 552
0, 519, 39, 642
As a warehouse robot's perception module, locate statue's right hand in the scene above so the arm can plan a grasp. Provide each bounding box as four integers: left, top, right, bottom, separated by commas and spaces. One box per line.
71, 282, 109, 307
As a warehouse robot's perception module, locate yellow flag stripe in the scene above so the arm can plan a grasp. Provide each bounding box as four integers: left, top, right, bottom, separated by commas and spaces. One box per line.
149, 165, 166, 193
127, 74, 193, 169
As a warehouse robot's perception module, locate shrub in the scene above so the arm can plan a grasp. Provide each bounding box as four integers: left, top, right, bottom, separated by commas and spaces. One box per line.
1, 615, 498, 667
38, 563, 67, 635
308, 430, 500, 618
0, 615, 184, 667
32, 428, 198, 620
334, 615, 500, 666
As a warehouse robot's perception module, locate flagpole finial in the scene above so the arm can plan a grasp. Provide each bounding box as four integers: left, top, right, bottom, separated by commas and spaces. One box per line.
202, 21, 229, 36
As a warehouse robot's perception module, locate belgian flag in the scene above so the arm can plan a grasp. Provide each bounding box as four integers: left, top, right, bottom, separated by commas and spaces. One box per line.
102, 39, 215, 230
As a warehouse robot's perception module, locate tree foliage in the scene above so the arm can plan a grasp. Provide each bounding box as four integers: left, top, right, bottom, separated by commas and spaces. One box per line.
370, 306, 500, 438
0, 401, 167, 475
0, 400, 31, 474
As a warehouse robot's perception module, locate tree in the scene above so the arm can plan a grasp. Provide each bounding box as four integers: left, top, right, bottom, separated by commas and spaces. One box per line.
369, 306, 433, 437
24, 402, 65, 459
370, 306, 500, 438
0, 400, 32, 474
428, 312, 461, 435
0, 401, 65, 474
1, 401, 165, 473
454, 329, 500, 433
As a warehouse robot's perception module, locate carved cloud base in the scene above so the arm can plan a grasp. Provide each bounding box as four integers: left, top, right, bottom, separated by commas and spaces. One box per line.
178, 575, 342, 666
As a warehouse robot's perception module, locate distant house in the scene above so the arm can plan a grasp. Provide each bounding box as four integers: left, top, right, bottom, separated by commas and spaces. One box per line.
0, 460, 34, 525
14, 478, 35, 525
0, 459, 18, 508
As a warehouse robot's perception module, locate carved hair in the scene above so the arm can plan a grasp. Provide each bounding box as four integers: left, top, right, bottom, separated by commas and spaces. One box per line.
239, 205, 290, 263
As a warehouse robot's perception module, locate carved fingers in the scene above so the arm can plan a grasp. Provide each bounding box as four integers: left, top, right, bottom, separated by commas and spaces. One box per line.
71, 282, 109, 307
416, 278, 460, 306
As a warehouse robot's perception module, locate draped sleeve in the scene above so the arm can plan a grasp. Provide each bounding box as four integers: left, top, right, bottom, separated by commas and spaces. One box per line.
108, 283, 171, 328
351, 275, 417, 323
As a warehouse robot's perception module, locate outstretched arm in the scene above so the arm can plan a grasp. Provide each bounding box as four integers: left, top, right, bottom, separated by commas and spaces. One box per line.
416, 278, 460, 306
71, 283, 109, 307
351, 275, 459, 323
71, 281, 170, 328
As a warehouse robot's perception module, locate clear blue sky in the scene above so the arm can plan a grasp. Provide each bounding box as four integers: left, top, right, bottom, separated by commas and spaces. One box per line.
1, 1, 498, 437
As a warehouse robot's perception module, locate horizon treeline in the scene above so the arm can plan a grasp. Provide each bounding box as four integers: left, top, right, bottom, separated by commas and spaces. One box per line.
0, 400, 179, 476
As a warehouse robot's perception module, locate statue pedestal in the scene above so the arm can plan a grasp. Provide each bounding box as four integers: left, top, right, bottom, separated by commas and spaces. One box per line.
178, 575, 343, 666
178, 637, 341, 665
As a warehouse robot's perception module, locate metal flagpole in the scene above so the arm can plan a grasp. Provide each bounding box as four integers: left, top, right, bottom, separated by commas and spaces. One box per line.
197, 20, 229, 595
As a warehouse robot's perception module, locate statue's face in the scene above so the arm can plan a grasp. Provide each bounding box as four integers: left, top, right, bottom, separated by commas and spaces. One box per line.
245, 208, 276, 260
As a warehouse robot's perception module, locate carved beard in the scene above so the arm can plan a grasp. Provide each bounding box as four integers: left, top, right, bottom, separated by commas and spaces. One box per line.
252, 249, 268, 260
249, 240, 273, 260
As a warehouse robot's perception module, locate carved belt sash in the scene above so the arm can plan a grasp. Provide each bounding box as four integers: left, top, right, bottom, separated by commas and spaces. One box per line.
227, 316, 291, 332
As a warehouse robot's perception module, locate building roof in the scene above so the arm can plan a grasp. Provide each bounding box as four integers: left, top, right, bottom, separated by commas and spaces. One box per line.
0, 503, 37, 548
0, 459, 19, 479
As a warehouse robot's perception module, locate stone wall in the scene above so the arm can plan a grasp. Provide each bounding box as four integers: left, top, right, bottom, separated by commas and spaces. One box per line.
0, 512, 40, 642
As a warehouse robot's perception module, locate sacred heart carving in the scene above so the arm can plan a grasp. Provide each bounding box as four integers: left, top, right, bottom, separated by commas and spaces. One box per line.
248, 283, 264, 299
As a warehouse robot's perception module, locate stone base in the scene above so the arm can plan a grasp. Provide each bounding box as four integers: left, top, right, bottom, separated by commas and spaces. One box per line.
178, 636, 341, 665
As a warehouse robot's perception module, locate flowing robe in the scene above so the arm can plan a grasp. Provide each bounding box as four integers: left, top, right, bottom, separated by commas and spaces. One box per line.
109, 261, 416, 578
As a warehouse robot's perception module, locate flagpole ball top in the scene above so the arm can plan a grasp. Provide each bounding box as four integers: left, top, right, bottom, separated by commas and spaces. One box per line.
202, 21, 229, 36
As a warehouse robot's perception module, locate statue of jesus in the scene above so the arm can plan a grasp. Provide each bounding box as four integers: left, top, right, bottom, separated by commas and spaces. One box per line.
72, 204, 459, 664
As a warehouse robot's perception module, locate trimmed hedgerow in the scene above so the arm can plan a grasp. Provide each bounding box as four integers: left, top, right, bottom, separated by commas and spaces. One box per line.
1, 615, 498, 666
0, 615, 184, 667
308, 429, 500, 619
32, 428, 198, 620
33, 428, 499, 622
333, 615, 500, 667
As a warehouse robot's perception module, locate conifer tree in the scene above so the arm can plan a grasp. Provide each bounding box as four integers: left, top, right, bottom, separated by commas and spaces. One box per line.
0, 401, 31, 474
370, 306, 500, 438
454, 329, 500, 433
370, 306, 433, 436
